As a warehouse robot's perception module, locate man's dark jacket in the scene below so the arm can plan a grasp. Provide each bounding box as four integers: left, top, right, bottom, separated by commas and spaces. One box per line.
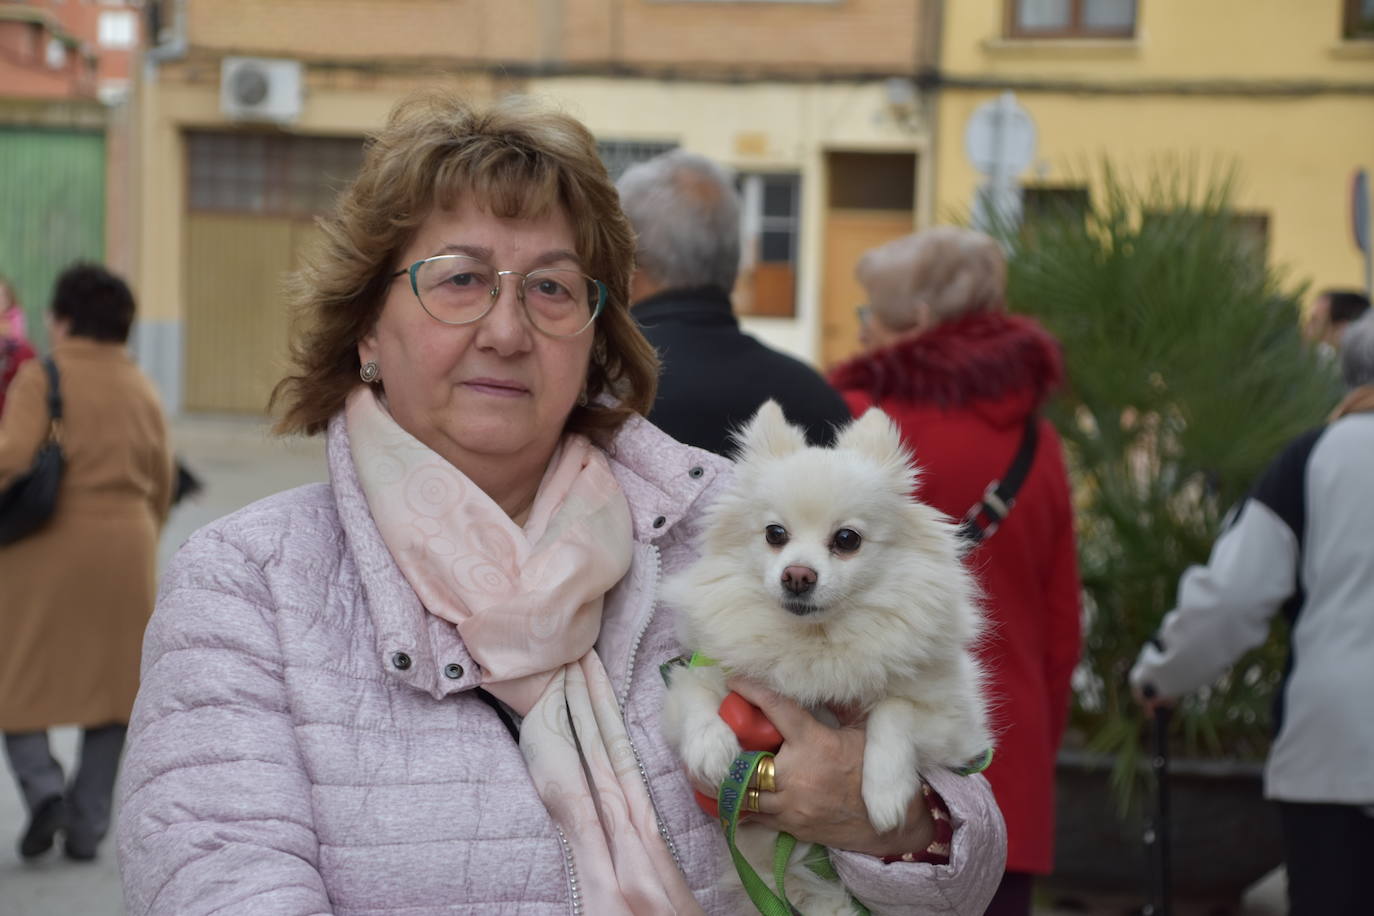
633, 286, 852, 455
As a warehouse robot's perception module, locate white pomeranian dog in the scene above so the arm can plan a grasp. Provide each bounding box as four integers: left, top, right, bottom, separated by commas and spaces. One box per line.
660, 401, 992, 915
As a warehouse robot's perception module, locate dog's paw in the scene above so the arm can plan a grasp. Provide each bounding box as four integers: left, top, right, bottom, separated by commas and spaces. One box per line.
682, 716, 743, 788
862, 753, 922, 834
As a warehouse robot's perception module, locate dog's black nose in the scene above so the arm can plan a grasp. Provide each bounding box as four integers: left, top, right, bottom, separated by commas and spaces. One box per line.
781, 565, 817, 595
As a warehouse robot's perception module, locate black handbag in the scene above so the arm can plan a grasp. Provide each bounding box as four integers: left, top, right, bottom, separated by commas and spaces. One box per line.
0, 358, 65, 546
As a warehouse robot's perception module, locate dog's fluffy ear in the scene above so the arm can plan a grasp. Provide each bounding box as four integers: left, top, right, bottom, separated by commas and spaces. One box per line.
730, 400, 807, 462
836, 407, 919, 492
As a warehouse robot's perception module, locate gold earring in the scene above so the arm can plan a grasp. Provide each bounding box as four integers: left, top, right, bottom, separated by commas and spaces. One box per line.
360, 361, 380, 383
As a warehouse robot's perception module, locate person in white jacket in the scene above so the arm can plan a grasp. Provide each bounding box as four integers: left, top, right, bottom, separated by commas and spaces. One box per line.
1131, 313, 1374, 916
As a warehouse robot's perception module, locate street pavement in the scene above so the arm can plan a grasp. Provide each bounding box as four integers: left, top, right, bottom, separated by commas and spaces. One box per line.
0, 414, 1287, 914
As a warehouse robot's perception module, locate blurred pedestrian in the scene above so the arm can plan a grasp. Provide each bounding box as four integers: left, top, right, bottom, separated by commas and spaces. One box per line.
1302, 288, 1369, 355
0, 263, 174, 862
1132, 312, 1374, 916
0, 275, 36, 417
617, 150, 851, 454
115, 93, 1006, 914
829, 226, 1082, 916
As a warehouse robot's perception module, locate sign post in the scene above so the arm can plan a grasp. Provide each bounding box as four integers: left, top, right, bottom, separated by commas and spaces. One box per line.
964, 92, 1037, 233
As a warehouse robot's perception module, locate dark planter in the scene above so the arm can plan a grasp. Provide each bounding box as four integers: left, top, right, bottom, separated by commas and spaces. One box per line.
1047, 749, 1284, 906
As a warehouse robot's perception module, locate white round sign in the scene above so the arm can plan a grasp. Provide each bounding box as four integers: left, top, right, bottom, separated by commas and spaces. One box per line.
964, 92, 1037, 178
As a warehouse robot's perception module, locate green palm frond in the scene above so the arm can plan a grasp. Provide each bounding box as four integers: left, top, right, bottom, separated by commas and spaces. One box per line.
1001, 160, 1338, 809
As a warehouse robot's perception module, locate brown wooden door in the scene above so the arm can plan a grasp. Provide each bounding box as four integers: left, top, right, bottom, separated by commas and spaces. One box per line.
182, 130, 362, 412
820, 152, 917, 368
184, 214, 320, 412
820, 211, 917, 367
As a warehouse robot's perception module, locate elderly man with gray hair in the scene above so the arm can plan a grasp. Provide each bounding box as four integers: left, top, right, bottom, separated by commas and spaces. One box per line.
1132, 311, 1374, 916
616, 150, 851, 455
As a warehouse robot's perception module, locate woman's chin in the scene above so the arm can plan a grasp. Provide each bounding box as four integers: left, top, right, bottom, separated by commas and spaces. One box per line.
433, 415, 554, 466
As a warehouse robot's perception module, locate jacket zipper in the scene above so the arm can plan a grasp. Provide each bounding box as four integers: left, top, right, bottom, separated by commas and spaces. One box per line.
555, 825, 582, 915
619, 542, 687, 875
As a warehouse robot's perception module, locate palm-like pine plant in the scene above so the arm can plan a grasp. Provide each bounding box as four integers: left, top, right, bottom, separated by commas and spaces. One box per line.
1003, 163, 1339, 804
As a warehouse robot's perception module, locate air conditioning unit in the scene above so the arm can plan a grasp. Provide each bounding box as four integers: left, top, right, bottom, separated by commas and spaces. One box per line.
220, 57, 303, 124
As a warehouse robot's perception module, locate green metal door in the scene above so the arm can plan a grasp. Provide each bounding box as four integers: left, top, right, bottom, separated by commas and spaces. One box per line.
0, 127, 106, 349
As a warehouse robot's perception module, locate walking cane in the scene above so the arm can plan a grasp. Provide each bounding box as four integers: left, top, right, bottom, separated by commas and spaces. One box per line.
1141, 685, 1171, 916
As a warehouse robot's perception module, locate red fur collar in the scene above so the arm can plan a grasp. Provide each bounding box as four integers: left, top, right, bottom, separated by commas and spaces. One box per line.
828, 311, 1064, 409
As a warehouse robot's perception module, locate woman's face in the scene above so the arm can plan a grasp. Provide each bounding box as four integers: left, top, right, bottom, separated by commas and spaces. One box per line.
359, 197, 595, 472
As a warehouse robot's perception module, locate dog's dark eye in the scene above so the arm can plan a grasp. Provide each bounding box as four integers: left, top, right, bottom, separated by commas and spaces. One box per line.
764, 524, 789, 547
832, 528, 862, 553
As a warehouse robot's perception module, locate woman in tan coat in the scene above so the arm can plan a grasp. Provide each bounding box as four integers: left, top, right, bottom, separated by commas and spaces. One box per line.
0, 262, 173, 862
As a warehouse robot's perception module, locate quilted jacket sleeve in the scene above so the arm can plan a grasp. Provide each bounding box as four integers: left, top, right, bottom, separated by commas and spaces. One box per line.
830, 769, 1007, 916
117, 528, 332, 916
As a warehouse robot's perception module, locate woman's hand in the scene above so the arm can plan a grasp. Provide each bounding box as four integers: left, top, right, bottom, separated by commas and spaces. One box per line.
691, 677, 936, 859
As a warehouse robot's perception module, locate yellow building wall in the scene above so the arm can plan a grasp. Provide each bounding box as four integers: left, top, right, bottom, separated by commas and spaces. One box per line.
935, 1, 1374, 296
944, 0, 1374, 79
936, 92, 1374, 293
528, 77, 930, 359
135, 70, 927, 363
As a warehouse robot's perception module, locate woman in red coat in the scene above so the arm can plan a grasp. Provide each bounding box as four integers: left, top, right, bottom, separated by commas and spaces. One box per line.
830, 227, 1081, 916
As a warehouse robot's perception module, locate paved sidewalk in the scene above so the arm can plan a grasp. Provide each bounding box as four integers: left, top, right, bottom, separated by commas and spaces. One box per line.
0, 414, 1288, 915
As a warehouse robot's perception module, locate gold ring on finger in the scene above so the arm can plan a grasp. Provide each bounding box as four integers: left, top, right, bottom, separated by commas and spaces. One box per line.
744, 787, 761, 813
752, 756, 777, 793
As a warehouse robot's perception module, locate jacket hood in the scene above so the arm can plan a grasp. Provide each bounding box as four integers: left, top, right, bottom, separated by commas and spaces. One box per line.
829, 310, 1065, 423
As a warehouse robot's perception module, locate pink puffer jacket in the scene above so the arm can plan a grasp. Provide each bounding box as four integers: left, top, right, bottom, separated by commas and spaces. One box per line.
117, 413, 1005, 915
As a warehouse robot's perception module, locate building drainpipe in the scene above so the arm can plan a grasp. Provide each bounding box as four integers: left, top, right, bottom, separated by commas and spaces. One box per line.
133, 0, 189, 415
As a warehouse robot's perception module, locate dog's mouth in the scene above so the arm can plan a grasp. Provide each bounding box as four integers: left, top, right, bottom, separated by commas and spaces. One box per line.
781, 597, 822, 617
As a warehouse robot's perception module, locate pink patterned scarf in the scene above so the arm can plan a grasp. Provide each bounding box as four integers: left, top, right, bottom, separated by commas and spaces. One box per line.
345, 388, 702, 915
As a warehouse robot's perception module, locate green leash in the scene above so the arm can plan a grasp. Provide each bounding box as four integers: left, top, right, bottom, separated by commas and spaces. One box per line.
662, 655, 989, 915
717, 750, 871, 916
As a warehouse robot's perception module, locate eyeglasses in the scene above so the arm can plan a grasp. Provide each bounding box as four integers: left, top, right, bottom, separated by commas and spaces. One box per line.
391, 254, 606, 338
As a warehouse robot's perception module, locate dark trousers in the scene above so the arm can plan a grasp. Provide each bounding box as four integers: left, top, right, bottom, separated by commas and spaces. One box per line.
982, 870, 1033, 916
1279, 800, 1374, 916
3, 724, 127, 847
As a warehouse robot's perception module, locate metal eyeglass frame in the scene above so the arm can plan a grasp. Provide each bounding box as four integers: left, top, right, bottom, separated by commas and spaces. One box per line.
390, 254, 607, 339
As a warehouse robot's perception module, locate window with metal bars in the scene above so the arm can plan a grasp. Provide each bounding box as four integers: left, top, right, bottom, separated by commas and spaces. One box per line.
186, 132, 364, 217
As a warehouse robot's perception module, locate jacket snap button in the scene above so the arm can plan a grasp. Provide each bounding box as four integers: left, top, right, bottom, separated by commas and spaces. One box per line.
652, 515, 666, 528
688, 466, 704, 479
391, 652, 412, 671
444, 663, 464, 680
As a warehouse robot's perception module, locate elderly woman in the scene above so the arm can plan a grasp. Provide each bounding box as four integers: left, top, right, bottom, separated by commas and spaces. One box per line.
830, 227, 1080, 916
116, 95, 1005, 915
1, 263, 173, 863
1133, 314, 1374, 916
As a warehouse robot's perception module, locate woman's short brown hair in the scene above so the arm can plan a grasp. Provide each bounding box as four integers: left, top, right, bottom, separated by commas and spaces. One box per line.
857, 226, 1007, 331
272, 90, 658, 438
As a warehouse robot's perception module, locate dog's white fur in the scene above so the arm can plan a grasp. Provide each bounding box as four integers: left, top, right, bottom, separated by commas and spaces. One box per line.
660, 401, 991, 915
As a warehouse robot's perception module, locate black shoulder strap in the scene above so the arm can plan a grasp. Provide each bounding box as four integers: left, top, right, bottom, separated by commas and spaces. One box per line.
958, 415, 1040, 546
41, 357, 62, 422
